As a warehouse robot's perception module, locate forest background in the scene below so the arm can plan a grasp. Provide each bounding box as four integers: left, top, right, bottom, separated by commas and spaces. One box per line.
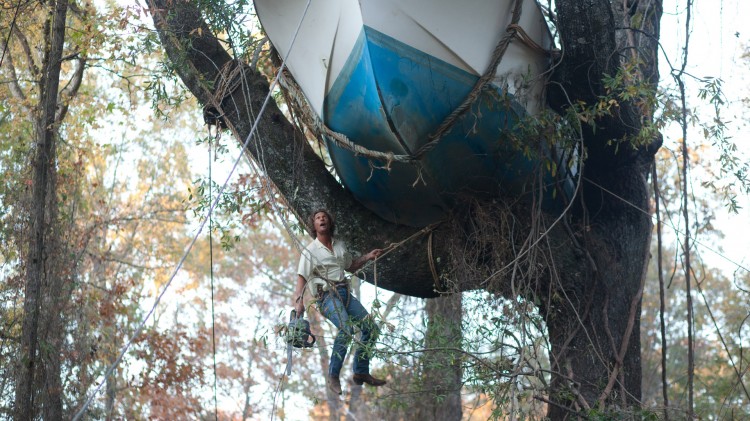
1, 0, 749, 419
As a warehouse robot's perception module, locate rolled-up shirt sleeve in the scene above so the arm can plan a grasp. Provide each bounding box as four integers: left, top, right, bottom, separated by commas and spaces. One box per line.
297, 248, 314, 281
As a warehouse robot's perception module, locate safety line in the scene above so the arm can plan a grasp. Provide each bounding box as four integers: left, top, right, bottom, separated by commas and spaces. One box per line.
71, 2, 312, 418
582, 176, 750, 274
209, 136, 218, 421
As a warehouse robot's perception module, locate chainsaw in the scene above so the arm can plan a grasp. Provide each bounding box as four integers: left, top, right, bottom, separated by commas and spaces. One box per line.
285, 309, 316, 375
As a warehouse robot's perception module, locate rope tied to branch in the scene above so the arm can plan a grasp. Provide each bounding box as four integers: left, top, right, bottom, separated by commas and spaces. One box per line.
204, 59, 246, 129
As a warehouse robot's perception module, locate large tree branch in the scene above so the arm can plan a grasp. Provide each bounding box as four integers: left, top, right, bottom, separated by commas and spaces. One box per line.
0, 40, 31, 116
13, 26, 40, 78
56, 54, 86, 123
147, 0, 445, 297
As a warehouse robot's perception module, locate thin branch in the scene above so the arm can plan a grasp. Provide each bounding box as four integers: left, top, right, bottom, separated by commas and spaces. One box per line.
85, 250, 171, 271
653, 161, 670, 419
533, 395, 586, 418
680, 66, 696, 421
691, 266, 750, 403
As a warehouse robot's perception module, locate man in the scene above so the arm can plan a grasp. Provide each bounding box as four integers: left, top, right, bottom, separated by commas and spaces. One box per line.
293, 209, 387, 395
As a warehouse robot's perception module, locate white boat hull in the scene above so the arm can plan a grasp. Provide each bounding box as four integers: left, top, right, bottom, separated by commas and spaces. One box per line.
255, 0, 560, 226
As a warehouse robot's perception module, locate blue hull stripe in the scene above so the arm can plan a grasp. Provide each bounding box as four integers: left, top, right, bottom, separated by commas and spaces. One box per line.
323, 27, 544, 226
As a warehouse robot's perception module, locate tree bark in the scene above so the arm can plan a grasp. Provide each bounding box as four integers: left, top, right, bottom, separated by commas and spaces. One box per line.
15, 0, 69, 419
542, 0, 662, 416
147, 0, 663, 416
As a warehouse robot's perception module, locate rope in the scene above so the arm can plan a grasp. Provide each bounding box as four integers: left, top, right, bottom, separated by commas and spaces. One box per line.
356, 223, 441, 319
412, 0, 525, 159
278, 69, 410, 165
347, 223, 440, 315
378, 222, 440, 260
427, 230, 441, 291
208, 135, 218, 421
507, 23, 552, 57
372, 257, 380, 309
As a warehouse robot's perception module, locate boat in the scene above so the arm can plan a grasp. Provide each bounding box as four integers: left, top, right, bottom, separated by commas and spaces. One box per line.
254, 0, 568, 227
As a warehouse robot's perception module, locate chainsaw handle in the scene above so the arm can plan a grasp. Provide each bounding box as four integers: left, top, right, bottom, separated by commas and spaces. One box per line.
287, 308, 316, 348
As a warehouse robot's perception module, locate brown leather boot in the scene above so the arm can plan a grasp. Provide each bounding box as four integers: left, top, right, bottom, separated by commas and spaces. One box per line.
352, 373, 386, 387
328, 375, 342, 395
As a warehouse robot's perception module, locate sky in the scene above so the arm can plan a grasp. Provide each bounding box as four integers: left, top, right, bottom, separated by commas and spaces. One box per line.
658, 0, 750, 275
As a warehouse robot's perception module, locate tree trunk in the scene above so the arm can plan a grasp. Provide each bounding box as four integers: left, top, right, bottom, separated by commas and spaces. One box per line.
541, 0, 662, 415
414, 294, 463, 421
541, 171, 652, 417
15, 0, 69, 419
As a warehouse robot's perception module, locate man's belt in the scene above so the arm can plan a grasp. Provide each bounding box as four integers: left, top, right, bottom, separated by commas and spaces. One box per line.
316, 282, 349, 298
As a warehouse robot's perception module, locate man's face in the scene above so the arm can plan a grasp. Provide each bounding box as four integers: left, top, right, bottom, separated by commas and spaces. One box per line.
314, 212, 331, 235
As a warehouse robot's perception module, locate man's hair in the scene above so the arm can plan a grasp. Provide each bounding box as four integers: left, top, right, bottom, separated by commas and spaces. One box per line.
307, 209, 335, 238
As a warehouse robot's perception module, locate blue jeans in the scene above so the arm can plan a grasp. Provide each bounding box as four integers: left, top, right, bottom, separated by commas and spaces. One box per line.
317, 286, 379, 377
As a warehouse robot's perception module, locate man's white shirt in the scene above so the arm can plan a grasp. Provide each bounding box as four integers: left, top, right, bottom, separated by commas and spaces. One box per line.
297, 238, 353, 296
